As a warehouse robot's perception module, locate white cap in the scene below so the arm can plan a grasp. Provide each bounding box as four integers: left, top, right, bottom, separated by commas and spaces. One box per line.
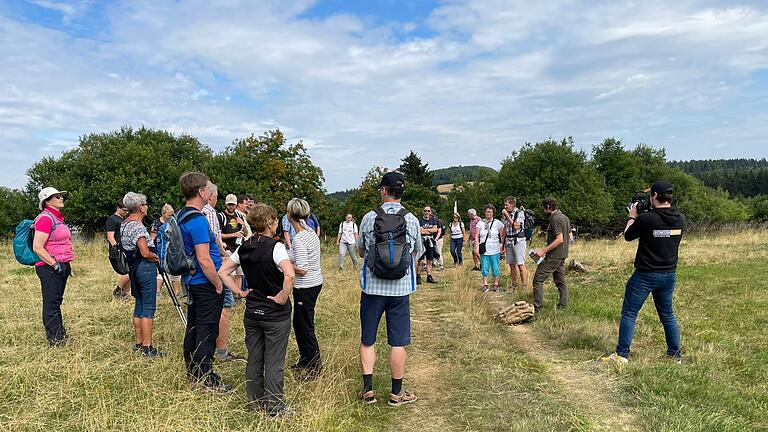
38, 187, 67, 210
225, 194, 237, 205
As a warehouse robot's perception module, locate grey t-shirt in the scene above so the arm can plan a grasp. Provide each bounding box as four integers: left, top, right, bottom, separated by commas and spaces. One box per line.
121, 220, 154, 251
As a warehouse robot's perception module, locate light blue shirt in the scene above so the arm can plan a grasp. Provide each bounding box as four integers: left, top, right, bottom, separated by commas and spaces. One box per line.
356, 202, 425, 297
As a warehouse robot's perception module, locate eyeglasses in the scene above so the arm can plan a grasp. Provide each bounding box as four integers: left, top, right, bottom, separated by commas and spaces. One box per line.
52, 193, 64, 199
423, 210, 431, 213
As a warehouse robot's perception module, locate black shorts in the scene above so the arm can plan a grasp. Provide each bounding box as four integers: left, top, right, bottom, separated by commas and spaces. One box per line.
360, 292, 410, 347
419, 242, 436, 261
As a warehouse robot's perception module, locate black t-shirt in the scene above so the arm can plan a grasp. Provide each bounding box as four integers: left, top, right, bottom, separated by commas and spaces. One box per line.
239, 236, 291, 322
435, 218, 445, 240
106, 213, 124, 244
219, 210, 243, 251
420, 216, 438, 238
624, 207, 687, 272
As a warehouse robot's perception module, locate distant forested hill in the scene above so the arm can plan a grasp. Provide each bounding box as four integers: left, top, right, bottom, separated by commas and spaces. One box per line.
327, 188, 357, 202
431, 165, 497, 185
670, 159, 768, 197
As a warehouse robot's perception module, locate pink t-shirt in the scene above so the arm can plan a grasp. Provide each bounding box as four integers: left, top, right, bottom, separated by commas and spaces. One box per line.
469, 216, 481, 238
33, 207, 75, 266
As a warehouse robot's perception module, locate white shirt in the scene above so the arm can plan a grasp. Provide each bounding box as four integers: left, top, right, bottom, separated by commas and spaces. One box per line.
477, 219, 503, 255
338, 220, 358, 244
229, 242, 289, 268
450, 222, 464, 239
290, 229, 324, 289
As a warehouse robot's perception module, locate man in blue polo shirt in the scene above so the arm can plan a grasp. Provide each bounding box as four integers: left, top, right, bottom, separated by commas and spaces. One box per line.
356, 171, 424, 407
177, 171, 232, 393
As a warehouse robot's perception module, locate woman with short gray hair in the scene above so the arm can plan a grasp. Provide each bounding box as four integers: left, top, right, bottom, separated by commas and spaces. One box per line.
286, 198, 324, 378
121, 192, 164, 357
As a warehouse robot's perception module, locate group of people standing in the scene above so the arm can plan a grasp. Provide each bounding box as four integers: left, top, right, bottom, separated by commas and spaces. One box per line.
27, 171, 685, 416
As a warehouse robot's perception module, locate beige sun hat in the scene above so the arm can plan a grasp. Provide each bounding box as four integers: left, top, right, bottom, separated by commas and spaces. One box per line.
38, 187, 67, 210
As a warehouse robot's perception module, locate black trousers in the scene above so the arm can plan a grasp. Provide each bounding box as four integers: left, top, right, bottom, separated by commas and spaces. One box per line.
36, 263, 71, 344
183, 282, 224, 381
293, 285, 322, 370
245, 317, 291, 412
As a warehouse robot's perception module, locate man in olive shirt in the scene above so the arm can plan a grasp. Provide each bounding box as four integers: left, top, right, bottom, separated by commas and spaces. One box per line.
532, 197, 571, 313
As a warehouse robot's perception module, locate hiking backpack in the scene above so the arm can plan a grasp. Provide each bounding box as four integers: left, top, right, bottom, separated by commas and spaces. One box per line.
522, 208, 536, 241
159, 208, 203, 276
13, 212, 57, 266
367, 207, 412, 280
108, 228, 130, 275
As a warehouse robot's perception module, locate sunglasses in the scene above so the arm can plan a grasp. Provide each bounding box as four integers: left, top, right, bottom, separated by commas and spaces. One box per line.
52, 193, 64, 199
423, 210, 431, 213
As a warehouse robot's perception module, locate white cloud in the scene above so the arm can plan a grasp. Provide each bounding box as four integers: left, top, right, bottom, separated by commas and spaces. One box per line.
0, 0, 767, 192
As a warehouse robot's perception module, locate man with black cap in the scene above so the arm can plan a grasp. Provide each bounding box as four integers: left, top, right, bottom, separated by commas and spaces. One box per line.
356, 171, 424, 407
602, 180, 687, 368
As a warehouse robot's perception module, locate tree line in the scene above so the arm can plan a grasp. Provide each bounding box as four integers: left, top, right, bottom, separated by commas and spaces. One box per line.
1, 129, 763, 238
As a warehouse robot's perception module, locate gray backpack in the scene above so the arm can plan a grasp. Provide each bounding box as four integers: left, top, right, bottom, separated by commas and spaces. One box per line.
159, 208, 203, 276
367, 207, 411, 280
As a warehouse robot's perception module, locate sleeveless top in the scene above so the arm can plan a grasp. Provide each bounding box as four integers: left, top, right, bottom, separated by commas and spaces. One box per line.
238, 236, 291, 321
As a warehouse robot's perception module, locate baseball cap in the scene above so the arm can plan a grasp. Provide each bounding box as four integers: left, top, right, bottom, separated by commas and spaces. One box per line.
38, 187, 67, 210
379, 171, 406, 188
225, 194, 237, 205
650, 180, 674, 196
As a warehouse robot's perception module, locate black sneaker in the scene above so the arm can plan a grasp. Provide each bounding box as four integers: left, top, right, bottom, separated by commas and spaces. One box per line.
416, 275, 422, 285
142, 345, 167, 358
201, 373, 235, 393
134, 343, 142, 353
113, 286, 127, 299
426, 275, 436, 284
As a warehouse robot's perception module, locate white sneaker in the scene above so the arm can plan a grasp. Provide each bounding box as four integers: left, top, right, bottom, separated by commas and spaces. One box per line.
600, 352, 629, 369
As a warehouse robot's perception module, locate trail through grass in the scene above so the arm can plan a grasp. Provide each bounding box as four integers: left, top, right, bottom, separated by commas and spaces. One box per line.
1, 229, 766, 431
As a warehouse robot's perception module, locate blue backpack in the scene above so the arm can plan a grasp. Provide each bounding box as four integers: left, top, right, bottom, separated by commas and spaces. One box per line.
14, 212, 57, 266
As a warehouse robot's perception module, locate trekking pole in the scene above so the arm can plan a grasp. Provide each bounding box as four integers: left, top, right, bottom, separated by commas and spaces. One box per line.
158, 267, 187, 326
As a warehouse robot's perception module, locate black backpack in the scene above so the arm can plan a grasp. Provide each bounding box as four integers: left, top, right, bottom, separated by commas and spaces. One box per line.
367, 207, 412, 280
523, 208, 536, 241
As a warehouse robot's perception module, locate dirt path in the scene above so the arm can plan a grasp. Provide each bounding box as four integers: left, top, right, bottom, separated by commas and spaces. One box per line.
484, 294, 639, 432
390, 266, 640, 431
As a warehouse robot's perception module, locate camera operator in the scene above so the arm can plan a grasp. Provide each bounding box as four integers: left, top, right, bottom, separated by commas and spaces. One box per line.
602, 181, 687, 367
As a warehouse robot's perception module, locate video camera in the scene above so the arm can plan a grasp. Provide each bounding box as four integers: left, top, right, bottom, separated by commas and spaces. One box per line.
627, 191, 651, 214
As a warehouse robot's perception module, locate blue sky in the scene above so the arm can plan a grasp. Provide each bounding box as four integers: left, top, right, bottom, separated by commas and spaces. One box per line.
1, 0, 767, 192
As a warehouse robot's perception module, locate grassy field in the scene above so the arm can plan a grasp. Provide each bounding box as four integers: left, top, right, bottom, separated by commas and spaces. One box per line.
0, 230, 766, 431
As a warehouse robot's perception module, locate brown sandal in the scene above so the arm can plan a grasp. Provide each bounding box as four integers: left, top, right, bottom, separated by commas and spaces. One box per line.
360, 390, 376, 405
388, 390, 418, 407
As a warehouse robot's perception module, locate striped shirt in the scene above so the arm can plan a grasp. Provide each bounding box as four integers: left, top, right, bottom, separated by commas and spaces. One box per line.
356, 202, 425, 297
202, 204, 221, 239
290, 229, 324, 289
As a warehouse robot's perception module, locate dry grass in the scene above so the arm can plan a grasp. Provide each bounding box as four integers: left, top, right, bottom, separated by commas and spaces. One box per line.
2, 229, 766, 431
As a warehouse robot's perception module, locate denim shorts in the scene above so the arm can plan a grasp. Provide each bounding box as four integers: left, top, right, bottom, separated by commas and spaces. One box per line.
131, 260, 158, 318
360, 292, 410, 347
223, 287, 235, 308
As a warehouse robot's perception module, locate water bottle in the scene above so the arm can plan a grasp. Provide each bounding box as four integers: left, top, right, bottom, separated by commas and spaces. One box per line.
528, 249, 544, 265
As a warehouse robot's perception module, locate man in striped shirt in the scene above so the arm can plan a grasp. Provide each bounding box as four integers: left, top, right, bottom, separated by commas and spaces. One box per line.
356, 171, 424, 407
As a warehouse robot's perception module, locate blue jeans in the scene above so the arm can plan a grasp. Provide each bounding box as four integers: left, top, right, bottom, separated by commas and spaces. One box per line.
449, 237, 464, 265
131, 260, 158, 318
616, 271, 681, 358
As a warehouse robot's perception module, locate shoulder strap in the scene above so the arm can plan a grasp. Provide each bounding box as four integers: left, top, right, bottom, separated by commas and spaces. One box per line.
484, 220, 493, 242
178, 208, 202, 224
396, 208, 409, 216
35, 212, 58, 234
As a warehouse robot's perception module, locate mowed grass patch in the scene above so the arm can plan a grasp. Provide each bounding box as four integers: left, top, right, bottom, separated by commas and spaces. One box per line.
0, 241, 394, 432
398, 268, 594, 432
526, 230, 768, 431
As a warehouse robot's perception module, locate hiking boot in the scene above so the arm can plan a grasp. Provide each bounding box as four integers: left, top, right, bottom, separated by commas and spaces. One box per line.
426, 275, 436, 284
416, 275, 422, 285
360, 390, 377, 406
600, 352, 629, 369
388, 390, 418, 407
142, 345, 166, 358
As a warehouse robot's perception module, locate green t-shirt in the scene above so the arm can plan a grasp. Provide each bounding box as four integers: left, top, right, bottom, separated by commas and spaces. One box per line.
546, 211, 571, 259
